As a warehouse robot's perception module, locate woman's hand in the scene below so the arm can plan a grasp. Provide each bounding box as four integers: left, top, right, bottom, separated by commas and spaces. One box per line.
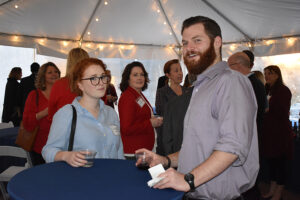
57, 151, 87, 167
150, 116, 163, 128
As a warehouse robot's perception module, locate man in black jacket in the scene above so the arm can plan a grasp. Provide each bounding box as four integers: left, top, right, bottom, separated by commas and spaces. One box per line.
228, 52, 267, 137
228, 51, 267, 199
19, 62, 40, 114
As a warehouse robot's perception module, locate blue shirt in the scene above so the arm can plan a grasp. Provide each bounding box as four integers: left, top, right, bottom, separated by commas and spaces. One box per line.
42, 97, 124, 162
178, 61, 259, 200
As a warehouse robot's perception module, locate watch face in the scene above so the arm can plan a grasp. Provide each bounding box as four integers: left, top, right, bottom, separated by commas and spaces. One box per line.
184, 173, 195, 191
185, 173, 194, 181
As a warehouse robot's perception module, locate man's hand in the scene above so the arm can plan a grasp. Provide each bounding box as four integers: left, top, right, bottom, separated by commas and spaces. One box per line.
135, 148, 167, 168
154, 168, 190, 192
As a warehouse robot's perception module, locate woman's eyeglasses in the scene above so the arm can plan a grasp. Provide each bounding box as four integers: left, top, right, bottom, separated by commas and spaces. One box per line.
81, 75, 110, 86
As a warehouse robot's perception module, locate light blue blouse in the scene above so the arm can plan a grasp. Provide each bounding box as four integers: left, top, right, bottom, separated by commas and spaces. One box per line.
42, 97, 124, 162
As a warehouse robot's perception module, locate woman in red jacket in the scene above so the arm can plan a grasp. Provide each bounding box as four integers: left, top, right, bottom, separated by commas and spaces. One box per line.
118, 62, 163, 159
23, 62, 60, 165
261, 65, 294, 200
48, 48, 89, 121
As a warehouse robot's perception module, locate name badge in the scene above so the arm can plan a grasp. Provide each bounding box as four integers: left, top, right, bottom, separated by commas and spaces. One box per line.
136, 97, 145, 108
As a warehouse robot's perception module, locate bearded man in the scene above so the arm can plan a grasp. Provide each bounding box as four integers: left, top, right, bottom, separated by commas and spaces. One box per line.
136, 16, 259, 200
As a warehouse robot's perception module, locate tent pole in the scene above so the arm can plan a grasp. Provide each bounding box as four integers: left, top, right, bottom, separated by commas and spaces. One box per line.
0, 0, 13, 7
202, 0, 253, 43
79, 0, 102, 43
33, 48, 36, 62
156, 0, 181, 47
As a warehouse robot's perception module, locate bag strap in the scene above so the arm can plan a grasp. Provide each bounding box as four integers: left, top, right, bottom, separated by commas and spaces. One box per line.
68, 105, 77, 151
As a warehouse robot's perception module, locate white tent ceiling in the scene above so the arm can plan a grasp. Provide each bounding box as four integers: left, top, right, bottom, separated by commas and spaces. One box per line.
0, 0, 300, 59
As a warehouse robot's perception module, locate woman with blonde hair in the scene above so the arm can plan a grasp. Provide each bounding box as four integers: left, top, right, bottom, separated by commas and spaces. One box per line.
23, 62, 60, 165
48, 48, 89, 121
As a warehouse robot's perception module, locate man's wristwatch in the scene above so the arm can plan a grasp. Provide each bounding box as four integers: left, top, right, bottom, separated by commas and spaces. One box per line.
184, 173, 195, 192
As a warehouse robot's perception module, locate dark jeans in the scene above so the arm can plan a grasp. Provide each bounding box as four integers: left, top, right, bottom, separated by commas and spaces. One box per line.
30, 151, 45, 166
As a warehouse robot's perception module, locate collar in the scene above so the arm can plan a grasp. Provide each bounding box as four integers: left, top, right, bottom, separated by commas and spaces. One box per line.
192, 61, 227, 87
72, 96, 105, 114
126, 86, 143, 98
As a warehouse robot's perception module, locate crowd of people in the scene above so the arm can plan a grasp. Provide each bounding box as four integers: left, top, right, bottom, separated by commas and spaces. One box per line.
1, 15, 295, 200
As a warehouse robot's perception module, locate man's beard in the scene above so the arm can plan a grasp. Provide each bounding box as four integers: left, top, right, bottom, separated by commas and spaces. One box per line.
183, 40, 216, 75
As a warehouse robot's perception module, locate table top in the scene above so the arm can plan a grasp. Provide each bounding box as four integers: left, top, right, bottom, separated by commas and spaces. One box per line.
8, 159, 184, 200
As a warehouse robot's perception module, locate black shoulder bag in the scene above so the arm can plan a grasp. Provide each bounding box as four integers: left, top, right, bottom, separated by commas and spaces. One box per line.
68, 105, 77, 151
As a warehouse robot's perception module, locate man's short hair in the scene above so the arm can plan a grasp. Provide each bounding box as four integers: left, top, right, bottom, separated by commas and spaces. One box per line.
30, 62, 40, 73
181, 16, 222, 40
242, 50, 254, 68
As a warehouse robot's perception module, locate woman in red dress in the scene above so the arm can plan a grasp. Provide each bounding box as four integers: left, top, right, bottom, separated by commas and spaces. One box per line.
23, 62, 60, 165
118, 62, 163, 159
48, 48, 89, 121
261, 65, 294, 200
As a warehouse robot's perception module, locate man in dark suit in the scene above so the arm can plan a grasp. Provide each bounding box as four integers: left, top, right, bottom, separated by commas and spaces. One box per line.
228, 52, 267, 138
19, 62, 40, 114
228, 51, 267, 199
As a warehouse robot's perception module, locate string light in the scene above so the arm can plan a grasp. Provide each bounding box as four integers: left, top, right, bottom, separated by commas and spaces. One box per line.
110, 44, 114, 48
157, 9, 160, 13
14, 4, 18, 9
104, 1, 108, 5
62, 41, 68, 47
264, 40, 275, 45
87, 31, 91, 35
95, 18, 99, 22
163, 21, 167, 25
229, 44, 237, 51
287, 37, 296, 46
39, 39, 45, 44
169, 32, 172, 35
247, 42, 253, 48
120, 45, 124, 49
12, 36, 19, 42
99, 45, 104, 50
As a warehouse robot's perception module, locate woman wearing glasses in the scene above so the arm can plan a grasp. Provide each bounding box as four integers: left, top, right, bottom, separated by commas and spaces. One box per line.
118, 62, 163, 159
42, 58, 124, 167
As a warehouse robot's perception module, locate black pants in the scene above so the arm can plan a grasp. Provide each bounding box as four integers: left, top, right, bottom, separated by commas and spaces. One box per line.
30, 151, 45, 166
266, 156, 286, 185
